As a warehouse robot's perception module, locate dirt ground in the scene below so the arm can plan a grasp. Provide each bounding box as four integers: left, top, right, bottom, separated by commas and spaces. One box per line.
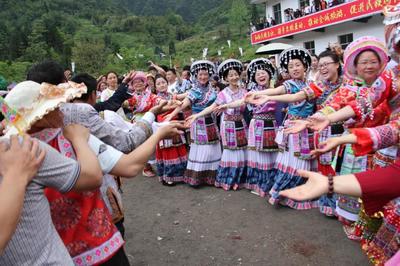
122, 176, 369, 266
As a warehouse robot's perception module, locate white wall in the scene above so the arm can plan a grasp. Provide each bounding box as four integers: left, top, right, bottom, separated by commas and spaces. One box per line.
268, 14, 385, 55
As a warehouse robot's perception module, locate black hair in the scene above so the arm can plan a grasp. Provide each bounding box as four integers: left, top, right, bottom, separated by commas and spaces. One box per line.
182, 65, 191, 71
106, 71, 118, 79
318, 50, 342, 76
160, 65, 169, 72
27, 60, 65, 85
222, 68, 240, 80
71, 73, 97, 102
167, 68, 176, 75
148, 66, 157, 72
310, 53, 319, 60
182, 69, 191, 77
288, 56, 307, 69
155, 74, 168, 84
147, 75, 155, 83
354, 49, 381, 67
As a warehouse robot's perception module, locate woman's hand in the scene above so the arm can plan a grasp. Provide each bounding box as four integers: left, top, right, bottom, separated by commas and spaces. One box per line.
244, 92, 257, 104
307, 116, 330, 132
246, 93, 269, 105
164, 113, 175, 122
283, 120, 310, 134
149, 101, 168, 116
63, 124, 90, 144
214, 104, 228, 116
122, 70, 136, 84
311, 136, 343, 157
184, 114, 198, 127
156, 122, 186, 139
0, 135, 46, 185
279, 170, 329, 201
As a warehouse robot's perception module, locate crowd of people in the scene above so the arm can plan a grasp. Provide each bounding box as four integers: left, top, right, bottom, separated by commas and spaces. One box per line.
1, 3, 400, 266
250, 0, 351, 33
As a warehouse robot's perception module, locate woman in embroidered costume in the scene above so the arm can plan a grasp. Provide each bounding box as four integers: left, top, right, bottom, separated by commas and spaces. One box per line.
247, 47, 318, 209
299, 37, 393, 240
125, 71, 162, 177
154, 75, 188, 186
306, 7, 400, 264
248, 51, 344, 215
166, 60, 221, 187
220, 58, 278, 196
186, 59, 247, 190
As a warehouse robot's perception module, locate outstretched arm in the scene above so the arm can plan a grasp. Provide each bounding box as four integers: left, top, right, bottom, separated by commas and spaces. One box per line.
185, 103, 218, 126
325, 105, 355, 123
110, 122, 186, 177
308, 105, 356, 132
245, 85, 286, 104
279, 170, 362, 201
250, 91, 307, 105
224, 99, 245, 109
266, 91, 306, 103
311, 134, 357, 156
191, 103, 217, 118
165, 98, 191, 121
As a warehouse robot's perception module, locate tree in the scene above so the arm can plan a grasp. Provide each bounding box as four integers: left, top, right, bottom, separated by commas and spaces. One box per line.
72, 37, 107, 75
24, 19, 50, 62
169, 40, 176, 56
250, 4, 258, 24
228, 0, 249, 36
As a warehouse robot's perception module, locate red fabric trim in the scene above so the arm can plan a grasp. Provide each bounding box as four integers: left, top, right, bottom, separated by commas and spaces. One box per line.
309, 82, 323, 97
355, 159, 400, 216
348, 100, 362, 120
350, 128, 374, 156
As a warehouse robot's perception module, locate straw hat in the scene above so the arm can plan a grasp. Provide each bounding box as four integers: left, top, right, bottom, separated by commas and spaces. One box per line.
3, 80, 86, 137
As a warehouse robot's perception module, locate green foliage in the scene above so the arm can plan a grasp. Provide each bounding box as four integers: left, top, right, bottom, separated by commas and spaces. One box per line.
0, 0, 255, 81
0, 61, 32, 82
228, 0, 250, 36
72, 36, 108, 75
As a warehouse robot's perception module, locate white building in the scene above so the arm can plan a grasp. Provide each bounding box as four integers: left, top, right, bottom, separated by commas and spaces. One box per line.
250, 0, 393, 55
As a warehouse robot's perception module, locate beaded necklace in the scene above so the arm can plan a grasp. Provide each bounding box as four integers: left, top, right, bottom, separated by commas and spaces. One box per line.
316, 77, 343, 107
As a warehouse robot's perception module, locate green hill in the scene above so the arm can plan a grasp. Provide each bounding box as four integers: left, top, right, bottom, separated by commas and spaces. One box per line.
0, 0, 261, 82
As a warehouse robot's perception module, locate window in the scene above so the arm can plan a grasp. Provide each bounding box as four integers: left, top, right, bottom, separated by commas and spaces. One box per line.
299, 0, 310, 9
304, 41, 315, 55
273, 3, 282, 24
338, 33, 353, 49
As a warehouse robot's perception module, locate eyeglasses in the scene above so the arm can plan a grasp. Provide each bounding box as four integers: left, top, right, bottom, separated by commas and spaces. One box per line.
317, 62, 336, 70
356, 61, 380, 67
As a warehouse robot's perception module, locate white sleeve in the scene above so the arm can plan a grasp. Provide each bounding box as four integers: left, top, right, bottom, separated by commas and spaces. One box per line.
87, 134, 123, 174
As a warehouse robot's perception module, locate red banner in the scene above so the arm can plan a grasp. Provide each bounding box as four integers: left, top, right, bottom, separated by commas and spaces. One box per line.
251, 0, 400, 44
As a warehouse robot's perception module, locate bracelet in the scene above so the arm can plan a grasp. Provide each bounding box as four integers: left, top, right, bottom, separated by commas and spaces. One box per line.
327, 175, 334, 198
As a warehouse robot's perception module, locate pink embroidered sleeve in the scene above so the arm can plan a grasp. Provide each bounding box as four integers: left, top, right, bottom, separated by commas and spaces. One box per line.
351, 121, 400, 156
215, 91, 226, 106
